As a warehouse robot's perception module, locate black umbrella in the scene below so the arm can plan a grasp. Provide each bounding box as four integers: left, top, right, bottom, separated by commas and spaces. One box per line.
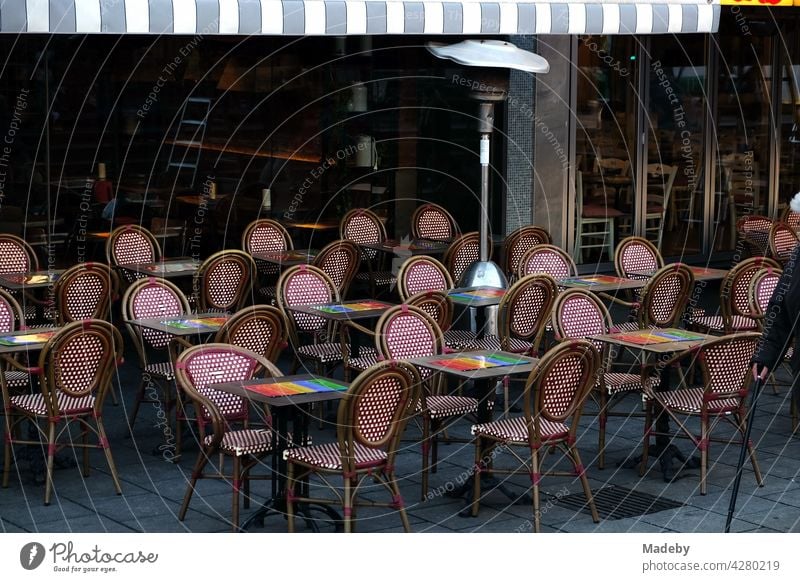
725, 375, 764, 533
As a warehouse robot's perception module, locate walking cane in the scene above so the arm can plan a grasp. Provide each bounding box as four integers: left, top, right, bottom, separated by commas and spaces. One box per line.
725, 374, 764, 533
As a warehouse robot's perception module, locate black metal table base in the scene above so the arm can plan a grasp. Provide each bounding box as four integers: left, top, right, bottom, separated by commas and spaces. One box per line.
445, 473, 531, 518
241, 498, 343, 532
620, 441, 701, 482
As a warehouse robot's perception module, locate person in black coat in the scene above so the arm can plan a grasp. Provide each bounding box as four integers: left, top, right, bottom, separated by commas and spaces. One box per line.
752, 197, 800, 384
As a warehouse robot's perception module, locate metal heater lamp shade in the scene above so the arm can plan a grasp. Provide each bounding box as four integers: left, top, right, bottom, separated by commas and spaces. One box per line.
427, 40, 549, 288
427, 40, 550, 74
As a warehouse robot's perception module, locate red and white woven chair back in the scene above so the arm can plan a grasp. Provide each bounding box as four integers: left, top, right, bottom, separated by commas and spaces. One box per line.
529, 340, 599, 426
43, 320, 120, 402
699, 334, 759, 400
177, 345, 263, 420
518, 244, 576, 280
405, 291, 452, 331
399, 256, 452, 299
552, 289, 608, 354
616, 237, 662, 280
0, 289, 22, 332
339, 362, 420, 458
641, 264, 693, 327
0, 234, 36, 274
506, 227, 550, 277
57, 263, 112, 324
502, 274, 557, 343
444, 233, 480, 283
749, 268, 782, 316
770, 222, 799, 264
279, 265, 338, 332
341, 209, 386, 261
737, 215, 772, 256
108, 226, 158, 266
413, 204, 455, 241
243, 220, 292, 255
216, 306, 286, 363
786, 211, 800, 229
197, 251, 253, 312
313, 240, 359, 294
726, 258, 776, 318
127, 279, 189, 349
379, 305, 442, 360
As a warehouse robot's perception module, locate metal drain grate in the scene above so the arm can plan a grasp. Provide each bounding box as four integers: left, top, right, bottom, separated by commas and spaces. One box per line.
555, 486, 683, 520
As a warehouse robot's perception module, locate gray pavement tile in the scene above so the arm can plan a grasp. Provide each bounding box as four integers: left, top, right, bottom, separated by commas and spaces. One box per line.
123, 513, 227, 533
558, 517, 669, 533
32, 514, 136, 533
639, 507, 759, 532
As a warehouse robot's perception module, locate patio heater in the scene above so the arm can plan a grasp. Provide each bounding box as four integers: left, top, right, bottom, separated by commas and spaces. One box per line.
427, 40, 549, 288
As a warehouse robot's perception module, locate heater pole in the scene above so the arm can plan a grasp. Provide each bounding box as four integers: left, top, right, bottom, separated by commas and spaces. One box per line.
478, 101, 494, 264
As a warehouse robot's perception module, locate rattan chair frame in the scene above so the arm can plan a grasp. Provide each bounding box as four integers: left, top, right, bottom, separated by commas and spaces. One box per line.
340, 208, 394, 297
503, 226, 552, 281
174, 343, 281, 531
286, 360, 421, 533
470, 340, 601, 532
214, 305, 288, 364
396, 255, 454, 301
641, 333, 763, 494
614, 236, 664, 280
53, 262, 114, 325
105, 225, 162, 285
312, 239, 360, 298
2, 320, 123, 505
411, 202, 458, 241
443, 232, 484, 284
496, 273, 559, 356
0, 233, 39, 273
736, 214, 773, 258
516, 244, 578, 281
768, 221, 800, 265
193, 249, 256, 313
611, 263, 695, 329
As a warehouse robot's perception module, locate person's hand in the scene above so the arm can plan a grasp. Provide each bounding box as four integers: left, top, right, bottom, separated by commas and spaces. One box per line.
752, 363, 769, 382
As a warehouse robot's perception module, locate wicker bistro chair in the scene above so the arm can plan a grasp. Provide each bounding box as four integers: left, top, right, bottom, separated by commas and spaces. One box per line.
470, 340, 602, 532
736, 215, 772, 258
122, 278, 192, 433
397, 255, 453, 300
277, 265, 344, 375
689, 257, 779, 335
174, 343, 281, 531
242, 218, 294, 302
517, 244, 578, 281
192, 250, 256, 313
0, 234, 42, 321
340, 208, 396, 297
769, 221, 800, 266
640, 333, 764, 495
781, 207, 800, 229
411, 202, 458, 242
608, 263, 695, 332
443, 232, 486, 285
469, 274, 558, 356
2, 320, 124, 505
214, 305, 288, 364
551, 289, 660, 469
0, 288, 35, 399
614, 236, 664, 281
503, 226, 551, 282
312, 239, 360, 298
405, 290, 477, 351
52, 262, 114, 325
106, 225, 162, 285
285, 360, 421, 533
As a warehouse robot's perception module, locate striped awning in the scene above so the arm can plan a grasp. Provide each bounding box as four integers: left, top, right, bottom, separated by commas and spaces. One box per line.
0, 1, 720, 35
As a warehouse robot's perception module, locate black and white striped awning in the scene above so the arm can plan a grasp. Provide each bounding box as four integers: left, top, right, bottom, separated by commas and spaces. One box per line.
0, 1, 720, 35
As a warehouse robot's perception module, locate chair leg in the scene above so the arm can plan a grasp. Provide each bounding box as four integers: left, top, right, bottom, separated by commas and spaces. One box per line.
598, 389, 608, 470
96, 419, 122, 495
343, 474, 353, 533
44, 422, 56, 506
2, 417, 14, 488
388, 473, 412, 532
640, 400, 653, 477
531, 447, 541, 533
127, 376, 148, 434
572, 446, 599, 524
470, 436, 483, 517
431, 419, 440, 474
421, 416, 431, 501
699, 418, 708, 495
179, 451, 209, 521
286, 461, 297, 533
738, 412, 764, 487
231, 456, 241, 532
82, 425, 90, 477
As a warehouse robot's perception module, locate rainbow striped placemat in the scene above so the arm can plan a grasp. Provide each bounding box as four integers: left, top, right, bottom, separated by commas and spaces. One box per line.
244, 378, 349, 398
430, 353, 527, 372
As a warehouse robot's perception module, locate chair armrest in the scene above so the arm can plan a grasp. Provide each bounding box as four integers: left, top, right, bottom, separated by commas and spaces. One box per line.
597, 292, 638, 309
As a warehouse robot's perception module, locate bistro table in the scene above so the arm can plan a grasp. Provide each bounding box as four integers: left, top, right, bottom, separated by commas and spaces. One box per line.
117, 258, 200, 279
628, 265, 729, 282
251, 250, 317, 268
589, 327, 717, 481
0, 271, 63, 290
405, 350, 539, 515
209, 374, 350, 532
557, 274, 646, 293
447, 286, 506, 308
125, 313, 229, 337
360, 238, 451, 258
